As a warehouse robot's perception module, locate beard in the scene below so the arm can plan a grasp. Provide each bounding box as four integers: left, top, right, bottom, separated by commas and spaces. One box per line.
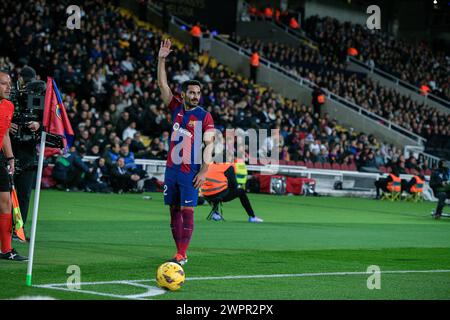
185, 98, 199, 108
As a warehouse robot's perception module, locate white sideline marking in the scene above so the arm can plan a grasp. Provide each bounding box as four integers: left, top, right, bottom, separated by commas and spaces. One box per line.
34, 269, 450, 300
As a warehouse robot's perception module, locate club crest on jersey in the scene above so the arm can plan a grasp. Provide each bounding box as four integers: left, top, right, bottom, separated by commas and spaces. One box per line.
173, 122, 193, 138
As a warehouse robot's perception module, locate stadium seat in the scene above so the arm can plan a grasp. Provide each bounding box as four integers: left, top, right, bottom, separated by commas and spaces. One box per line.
340, 164, 349, 171
287, 161, 296, 166
405, 192, 424, 203
314, 162, 323, 169
348, 164, 357, 171
381, 191, 401, 201
279, 160, 287, 165
331, 163, 341, 170
323, 163, 332, 170
424, 169, 432, 176
305, 161, 314, 169
297, 161, 306, 167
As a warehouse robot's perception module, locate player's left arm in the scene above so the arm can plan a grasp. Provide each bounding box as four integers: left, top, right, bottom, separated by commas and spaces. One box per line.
2, 129, 14, 174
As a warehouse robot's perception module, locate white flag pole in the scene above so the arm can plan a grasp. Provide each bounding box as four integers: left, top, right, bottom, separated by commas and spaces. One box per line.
26, 131, 47, 286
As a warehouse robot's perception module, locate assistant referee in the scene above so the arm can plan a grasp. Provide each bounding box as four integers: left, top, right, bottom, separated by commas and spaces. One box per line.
0, 70, 27, 261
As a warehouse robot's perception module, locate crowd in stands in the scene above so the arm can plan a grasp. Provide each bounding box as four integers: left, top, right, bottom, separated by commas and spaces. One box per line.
230, 26, 450, 158
230, 34, 450, 151
0, 1, 436, 193
304, 15, 450, 101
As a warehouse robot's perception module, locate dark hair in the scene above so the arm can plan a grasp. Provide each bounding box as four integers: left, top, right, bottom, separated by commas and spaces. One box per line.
181, 80, 202, 92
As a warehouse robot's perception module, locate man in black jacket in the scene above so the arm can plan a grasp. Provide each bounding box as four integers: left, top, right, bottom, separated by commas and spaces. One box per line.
110, 157, 140, 193
430, 160, 450, 219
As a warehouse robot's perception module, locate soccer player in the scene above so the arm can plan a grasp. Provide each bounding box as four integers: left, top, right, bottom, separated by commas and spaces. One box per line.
0, 70, 27, 261
157, 39, 215, 266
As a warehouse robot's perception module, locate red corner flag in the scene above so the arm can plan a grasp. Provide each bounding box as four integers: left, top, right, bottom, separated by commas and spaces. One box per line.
43, 77, 74, 154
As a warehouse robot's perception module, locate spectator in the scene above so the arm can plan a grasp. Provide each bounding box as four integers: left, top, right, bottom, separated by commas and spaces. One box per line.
110, 157, 141, 193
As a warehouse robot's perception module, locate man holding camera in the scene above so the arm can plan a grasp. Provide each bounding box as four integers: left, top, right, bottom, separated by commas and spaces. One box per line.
9, 67, 42, 242
0, 70, 27, 260
430, 160, 450, 219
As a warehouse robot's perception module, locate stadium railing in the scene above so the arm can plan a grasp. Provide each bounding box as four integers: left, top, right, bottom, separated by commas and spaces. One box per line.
81, 157, 432, 198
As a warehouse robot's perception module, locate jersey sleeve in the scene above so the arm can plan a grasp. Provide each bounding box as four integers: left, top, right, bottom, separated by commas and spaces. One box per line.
7, 102, 14, 128
168, 95, 183, 112
202, 112, 215, 133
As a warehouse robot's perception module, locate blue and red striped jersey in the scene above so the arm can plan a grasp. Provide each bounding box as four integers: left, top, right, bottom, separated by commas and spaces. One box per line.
166, 95, 214, 174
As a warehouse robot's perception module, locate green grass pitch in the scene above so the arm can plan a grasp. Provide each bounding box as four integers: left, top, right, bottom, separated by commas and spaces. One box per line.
1, 190, 450, 300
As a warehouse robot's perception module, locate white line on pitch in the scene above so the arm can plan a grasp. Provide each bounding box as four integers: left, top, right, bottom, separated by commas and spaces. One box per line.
35, 269, 450, 288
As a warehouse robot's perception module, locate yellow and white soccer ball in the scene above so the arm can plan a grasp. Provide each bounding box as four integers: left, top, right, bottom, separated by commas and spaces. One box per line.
156, 262, 185, 291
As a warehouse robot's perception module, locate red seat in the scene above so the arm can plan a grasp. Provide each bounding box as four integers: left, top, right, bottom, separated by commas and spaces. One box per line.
314, 162, 323, 169
279, 160, 287, 165
341, 164, 349, 171
348, 164, 357, 171
305, 161, 314, 169
323, 162, 332, 170
424, 169, 432, 176
331, 163, 341, 170
297, 161, 306, 167
379, 166, 388, 173
287, 161, 296, 166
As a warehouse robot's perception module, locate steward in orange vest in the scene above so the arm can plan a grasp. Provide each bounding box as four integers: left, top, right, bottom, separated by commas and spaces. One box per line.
420, 84, 430, 96
404, 175, 424, 194
375, 170, 401, 199
190, 24, 202, 38
387, 173, 402, 192
201, 162, 263, 223
201, 163, 233, 197
289, 17, 300, 29
347, 47, 358, 56
264, 7, 273, 19
250, 52, 260, 67
250, 52, 259, 83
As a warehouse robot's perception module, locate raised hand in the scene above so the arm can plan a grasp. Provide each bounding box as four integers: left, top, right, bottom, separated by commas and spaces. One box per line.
159, 39, 173, 59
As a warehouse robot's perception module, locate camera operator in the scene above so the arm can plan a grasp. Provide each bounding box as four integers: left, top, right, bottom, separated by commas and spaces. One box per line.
0, 69, 27, 260
9, 66, 43, 241
430, 160, 450, 219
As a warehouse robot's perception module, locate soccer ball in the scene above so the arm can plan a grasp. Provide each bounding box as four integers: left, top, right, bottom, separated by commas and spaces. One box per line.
156, 262, 185, 291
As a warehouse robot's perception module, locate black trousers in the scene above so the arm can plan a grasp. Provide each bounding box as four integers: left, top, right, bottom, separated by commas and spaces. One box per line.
250, 65, 258, 83
110, 177, 137, 193
205, 187, 255, 217
374, 179, 389, 197
435, 191, 450, 216
12, 144, 37, 225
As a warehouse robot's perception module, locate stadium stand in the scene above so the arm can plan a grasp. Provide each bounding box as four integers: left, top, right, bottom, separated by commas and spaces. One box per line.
0, 0, 439, 193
